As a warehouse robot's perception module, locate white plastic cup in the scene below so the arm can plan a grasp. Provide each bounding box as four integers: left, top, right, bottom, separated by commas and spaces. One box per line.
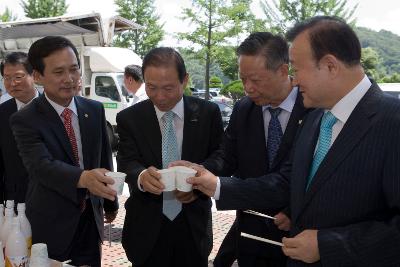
174, 166, 196, 192
158, 169, 176, 191
105, 172, 126, 195
30, 243, 50, 267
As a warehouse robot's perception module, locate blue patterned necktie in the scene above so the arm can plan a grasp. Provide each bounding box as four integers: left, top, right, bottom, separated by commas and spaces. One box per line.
306, 111, 337, 190
161, 111, 181, 220
266, 107, 283, 168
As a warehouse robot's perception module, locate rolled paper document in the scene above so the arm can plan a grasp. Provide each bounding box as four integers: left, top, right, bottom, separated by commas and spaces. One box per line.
244, 210, 276, 220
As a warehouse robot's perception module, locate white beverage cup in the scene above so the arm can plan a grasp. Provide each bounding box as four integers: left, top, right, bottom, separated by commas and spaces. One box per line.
30, 243, 50, 267
105, 172, 126, 195
158, 169, 176, 191
174, 166, 197, 192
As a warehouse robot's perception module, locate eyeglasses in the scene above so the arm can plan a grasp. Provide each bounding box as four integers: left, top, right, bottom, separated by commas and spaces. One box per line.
2, 74, 27, 84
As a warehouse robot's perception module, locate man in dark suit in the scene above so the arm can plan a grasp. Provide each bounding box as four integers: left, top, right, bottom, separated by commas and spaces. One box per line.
185, 16, 400, 266
117, 47, 223, 267
0, 52, 38, 204
10, 36, 118, 267
203, 33, 308, 267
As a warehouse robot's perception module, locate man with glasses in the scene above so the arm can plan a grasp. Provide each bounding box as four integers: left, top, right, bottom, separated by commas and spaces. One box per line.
0, 52, 38, 204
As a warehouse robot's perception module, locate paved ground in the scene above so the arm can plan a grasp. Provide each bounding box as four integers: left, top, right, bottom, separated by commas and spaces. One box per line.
101, 196, 238, 267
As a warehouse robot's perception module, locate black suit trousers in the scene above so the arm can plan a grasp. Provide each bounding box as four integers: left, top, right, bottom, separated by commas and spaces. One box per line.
137, 212, 208, 267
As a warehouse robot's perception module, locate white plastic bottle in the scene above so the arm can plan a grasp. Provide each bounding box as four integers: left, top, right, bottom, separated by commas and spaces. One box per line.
16, 203, 31, 255
0, 209, 14, 249
5, 217, 29, 267
5, 201, 15, 217
0, 241, 5, 267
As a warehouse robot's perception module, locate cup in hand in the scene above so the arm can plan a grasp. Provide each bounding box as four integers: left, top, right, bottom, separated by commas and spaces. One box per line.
105, 172, 126, 195
173, 166, 197, 192
158, 169, 176, 191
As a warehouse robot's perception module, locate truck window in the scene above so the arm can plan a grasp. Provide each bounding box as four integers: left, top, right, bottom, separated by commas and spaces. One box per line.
95, 76, 121, 102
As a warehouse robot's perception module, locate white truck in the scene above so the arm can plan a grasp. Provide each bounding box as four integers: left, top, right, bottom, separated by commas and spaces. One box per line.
0, 13, 143, 149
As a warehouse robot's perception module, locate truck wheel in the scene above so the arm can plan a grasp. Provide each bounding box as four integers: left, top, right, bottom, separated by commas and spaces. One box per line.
107, 124, 118, 151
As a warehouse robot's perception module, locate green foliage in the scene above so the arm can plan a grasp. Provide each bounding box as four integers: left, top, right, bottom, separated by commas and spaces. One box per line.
379, 73, 400, 83
209, 76, 223, 88
114, 0, 164, 58
356, 27, 400, 75
21, 0, 68, 18
361, 47, 380, 80
177, 0, 261, 99
0, 7, 18, 22
214, 46, 238, 80
184, 76, 193, 96
261, 0, 358, 34
221, 79, 244, 102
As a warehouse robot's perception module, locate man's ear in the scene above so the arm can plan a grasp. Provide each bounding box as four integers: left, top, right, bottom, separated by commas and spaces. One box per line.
320, 54, 340, 77
33, 70, 43, 86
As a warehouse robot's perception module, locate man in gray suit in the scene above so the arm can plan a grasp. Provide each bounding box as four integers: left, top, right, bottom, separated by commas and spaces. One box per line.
182, 16, 400, 266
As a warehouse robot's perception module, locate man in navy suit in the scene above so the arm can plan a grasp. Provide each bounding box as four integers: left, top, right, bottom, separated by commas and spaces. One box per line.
0, 52, 38, 204
10, 36, 118, 266
184, 16, 400, 266
203, 32, 309, 267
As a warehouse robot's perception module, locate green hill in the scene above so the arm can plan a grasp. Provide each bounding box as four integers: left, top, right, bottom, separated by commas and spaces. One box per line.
356, 27, 400, 75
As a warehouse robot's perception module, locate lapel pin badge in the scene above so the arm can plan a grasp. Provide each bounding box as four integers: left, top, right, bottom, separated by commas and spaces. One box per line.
298, 120, 302, 125
85, 114, 89, 118
190, 118, 198, 122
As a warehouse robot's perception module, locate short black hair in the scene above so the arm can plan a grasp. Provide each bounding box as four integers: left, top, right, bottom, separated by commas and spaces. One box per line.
28, 36, 81, 75
237, 32, 289, 70
286, 16, 361, 66
142, 47, 187, 83
124, 64, 143, 83
1, 52, 33, 76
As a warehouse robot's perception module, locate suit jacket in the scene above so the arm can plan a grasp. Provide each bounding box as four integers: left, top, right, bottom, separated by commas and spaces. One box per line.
116, 96, 224, 265
0, 98, 29, 203
217, 83, 400, 266
10, 95, 118, 261
204, 90, 308, 257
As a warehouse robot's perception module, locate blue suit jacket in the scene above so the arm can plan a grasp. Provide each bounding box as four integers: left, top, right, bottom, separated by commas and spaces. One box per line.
217, 83, 400, 266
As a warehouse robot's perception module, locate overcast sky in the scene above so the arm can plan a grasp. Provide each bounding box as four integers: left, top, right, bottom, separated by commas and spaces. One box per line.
1, 0, 399, 46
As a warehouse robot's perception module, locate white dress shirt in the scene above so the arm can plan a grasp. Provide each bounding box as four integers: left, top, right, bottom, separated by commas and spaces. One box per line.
15, 90, 39, 111
214, 87, 298, 200
131, 84, 148, 106
138, 97, 185, 191
45, 94, 84, 169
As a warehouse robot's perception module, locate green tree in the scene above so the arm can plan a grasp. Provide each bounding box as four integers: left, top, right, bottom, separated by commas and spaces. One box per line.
178, 0, 259, 100
261, 0, 358, 34
361, 47, 380, 80
209, 76, 223, 89
21, 0, 68, 18
114, 0, 164, 58
220, 79, 244, 102
0, 7, 18, 22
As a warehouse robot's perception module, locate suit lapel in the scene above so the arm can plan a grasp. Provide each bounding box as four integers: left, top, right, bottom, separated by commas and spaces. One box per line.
142, 101, 162, 167
291, 110, 323, 222
75, 97, 91, 169
301, 86, 380, 212
37, 95, 76, 164
181, 96, 199, 160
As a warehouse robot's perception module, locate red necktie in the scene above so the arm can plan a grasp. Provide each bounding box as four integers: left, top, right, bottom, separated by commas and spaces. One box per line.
61, 108, 86, 212
61, 108, 80, 166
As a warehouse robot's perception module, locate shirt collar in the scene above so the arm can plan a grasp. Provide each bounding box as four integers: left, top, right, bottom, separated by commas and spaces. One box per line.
45, 93, 78, 117
262, 86, 298, 113
154, 97, 184, 122
15, 90, 39, 111
329, 75, 371, 124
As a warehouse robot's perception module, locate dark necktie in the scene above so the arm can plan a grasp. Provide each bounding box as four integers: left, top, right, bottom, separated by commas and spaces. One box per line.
266, 107, 283, 168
